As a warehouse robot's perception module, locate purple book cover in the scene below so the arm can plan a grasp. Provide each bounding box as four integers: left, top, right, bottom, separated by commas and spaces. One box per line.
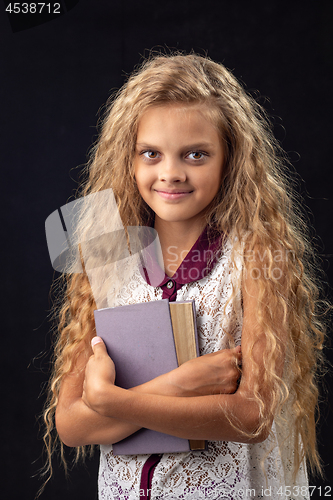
94, 299, 195, 455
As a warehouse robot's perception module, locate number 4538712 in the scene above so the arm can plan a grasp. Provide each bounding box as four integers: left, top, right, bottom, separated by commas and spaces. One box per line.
276, 486, 332, 497
5, 3, 61, 14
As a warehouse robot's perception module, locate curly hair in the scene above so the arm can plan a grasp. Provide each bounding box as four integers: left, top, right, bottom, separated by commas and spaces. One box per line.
40, 52, 328, 491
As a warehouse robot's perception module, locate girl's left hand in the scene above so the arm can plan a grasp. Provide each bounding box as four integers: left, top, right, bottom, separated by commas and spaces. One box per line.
82, 337, 116, 411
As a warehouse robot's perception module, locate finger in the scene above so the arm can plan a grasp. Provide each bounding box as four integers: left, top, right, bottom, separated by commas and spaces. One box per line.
234, 345, 242, 360
91, 336, 106, 353
233, 346, 242, 368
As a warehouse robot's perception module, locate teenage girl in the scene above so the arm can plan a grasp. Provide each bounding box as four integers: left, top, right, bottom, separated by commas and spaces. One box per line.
43, 53, 326, 499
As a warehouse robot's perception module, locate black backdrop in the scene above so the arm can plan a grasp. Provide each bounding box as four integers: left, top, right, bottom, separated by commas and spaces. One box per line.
1, 1, 332, 499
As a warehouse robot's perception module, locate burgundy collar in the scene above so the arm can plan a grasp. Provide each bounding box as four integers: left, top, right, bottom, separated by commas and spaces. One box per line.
141, 227, 223, 302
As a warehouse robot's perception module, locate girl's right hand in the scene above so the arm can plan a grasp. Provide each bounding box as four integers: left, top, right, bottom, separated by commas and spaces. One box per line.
164, 346, 242, 397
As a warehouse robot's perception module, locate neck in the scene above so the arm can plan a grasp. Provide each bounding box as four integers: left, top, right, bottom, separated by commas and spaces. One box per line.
154, 217, 206, 276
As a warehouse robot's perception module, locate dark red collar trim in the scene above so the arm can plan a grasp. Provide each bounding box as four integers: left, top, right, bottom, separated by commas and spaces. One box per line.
141, 227, 223, 300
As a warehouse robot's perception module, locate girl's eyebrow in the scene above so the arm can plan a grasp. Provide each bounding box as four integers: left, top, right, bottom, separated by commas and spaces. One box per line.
135, 143, 158, 150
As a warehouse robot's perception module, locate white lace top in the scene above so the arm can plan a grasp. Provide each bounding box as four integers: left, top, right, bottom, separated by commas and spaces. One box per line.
98, 239, 309, 500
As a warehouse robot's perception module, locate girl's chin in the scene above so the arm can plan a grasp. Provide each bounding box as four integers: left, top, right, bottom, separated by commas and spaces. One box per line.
154, 212, 205, 226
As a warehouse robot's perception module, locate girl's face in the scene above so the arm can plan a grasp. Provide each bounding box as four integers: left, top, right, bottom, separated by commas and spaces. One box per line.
134, 104, 224, 231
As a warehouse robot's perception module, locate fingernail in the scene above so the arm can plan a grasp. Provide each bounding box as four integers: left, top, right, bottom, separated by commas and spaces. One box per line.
91, 336, 103, 347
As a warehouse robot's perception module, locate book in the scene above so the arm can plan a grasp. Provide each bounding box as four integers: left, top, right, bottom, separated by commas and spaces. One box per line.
94, 299, 206, 455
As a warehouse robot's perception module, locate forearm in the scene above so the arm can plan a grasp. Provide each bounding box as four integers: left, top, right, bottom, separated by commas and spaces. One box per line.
86, 384, 267, 444
56, 371, 188, 447
81, 343, 258, 443
56, 396, 141, 447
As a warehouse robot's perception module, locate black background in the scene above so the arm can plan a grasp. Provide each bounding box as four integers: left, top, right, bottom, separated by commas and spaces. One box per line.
1, 1, 332, 499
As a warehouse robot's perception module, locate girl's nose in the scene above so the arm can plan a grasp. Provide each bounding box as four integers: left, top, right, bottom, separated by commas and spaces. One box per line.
158, 158, 186, 183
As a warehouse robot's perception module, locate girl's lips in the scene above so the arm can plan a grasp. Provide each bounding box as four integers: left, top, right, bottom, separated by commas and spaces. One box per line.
155, 190, 193, 200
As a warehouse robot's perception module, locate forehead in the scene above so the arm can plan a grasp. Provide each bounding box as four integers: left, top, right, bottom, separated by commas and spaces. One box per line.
136, 104, 220, 143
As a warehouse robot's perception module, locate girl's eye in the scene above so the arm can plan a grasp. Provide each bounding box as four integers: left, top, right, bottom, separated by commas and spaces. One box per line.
142, 150, 159, 160
187, 151, 206, 161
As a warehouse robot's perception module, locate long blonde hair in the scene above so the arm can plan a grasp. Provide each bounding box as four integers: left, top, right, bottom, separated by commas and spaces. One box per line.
41, 52, 328, 490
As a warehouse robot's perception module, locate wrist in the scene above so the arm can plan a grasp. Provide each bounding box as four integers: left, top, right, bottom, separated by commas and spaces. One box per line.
131, 370, 188, 398
160, 368, 198, 397
85, 380, 117, 415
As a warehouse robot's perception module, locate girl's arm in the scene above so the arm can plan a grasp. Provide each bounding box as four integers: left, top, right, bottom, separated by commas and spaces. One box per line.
55, 351, 140, 447
55, 342, 241, 447
82, 269, 287, 444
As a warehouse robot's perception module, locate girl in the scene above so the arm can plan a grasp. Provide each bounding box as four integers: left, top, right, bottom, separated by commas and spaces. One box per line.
43, 53, 326, 499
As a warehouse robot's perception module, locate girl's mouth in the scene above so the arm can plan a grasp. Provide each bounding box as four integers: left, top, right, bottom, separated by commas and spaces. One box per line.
155, 190, 193, 200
